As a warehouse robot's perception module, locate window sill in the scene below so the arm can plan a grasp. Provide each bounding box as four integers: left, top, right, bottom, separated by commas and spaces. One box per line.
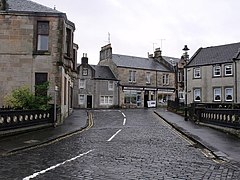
33, 51, 51, 55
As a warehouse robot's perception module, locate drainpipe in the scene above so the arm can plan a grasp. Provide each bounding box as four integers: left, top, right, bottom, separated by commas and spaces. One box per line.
234, 59, 237, 103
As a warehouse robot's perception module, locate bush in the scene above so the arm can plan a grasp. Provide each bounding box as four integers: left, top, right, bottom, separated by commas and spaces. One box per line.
4, 82, 52, 110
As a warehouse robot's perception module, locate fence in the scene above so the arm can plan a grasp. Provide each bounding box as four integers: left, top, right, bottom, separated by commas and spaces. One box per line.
188, 103, 240, 129
0, 108, 54, 131
168, 101, 240, 129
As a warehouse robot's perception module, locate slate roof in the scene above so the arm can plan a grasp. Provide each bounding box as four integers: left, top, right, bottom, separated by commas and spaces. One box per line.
163, 56, 180, 66
90, 65, 118, 80
112, 54, 171, 71
187, 42, 240, 67
6, 0, 62, 14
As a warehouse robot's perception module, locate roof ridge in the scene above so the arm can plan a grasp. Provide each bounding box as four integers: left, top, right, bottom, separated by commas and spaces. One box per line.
113, 53, 149, 59
203, 42, 240, 49
7, 0, 62, 13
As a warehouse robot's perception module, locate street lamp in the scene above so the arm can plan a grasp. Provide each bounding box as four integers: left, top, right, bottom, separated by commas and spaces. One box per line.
183, 45, 189, 121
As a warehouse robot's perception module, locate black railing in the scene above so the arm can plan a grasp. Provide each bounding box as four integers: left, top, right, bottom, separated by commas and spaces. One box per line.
188, 103, 240, 129
198, 109, 240, 129
0, 108, 54, 131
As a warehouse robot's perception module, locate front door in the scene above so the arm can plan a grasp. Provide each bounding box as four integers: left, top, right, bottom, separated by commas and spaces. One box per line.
144, 91, 149, 108
87, 95, 92, 108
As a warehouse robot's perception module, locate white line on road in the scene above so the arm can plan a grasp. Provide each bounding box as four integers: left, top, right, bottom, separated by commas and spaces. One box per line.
121, 112, 126, 118
107, 129, 122, 142
22, 149, 94, 180
121, 112, 127, 125
123, 118, 126, 126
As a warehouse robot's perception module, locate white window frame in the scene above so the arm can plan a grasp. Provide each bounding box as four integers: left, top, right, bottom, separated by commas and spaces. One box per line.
225, 87, 233, 101
82, 68, 88, 76
163, 74, 169, 85
178, 91, 184, 100
79, 79, 85, 89
108, 81, 114, 91
129, 70, 136, 83
178, 71, 183, 82
224, 65, 232, 76
78, 94, 85, 105
193, 67, 201, 78
100, 96, 113, 105
146, 72, 151, 84
194, 88, 201, 102
213, 87, 221, 101
213, 65, 221, 77
37, 21, 49, 51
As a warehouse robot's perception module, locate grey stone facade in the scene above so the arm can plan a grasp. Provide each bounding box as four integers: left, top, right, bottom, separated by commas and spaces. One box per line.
0, 0, 78, 123
98, 44, 177, 108
73, 55, 118, 109
186, 42, 240, 104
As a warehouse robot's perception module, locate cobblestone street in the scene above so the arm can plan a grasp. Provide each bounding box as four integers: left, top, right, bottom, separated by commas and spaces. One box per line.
0, 109, 239, 179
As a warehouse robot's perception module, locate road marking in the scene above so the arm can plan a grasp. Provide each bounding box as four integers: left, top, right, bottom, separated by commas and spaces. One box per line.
123, 117, 126, 126
107, 129, 122, 142
121, 112, 127, 125
22, 149, 94, 180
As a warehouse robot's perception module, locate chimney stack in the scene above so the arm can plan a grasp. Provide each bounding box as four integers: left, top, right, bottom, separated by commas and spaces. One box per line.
154, 48, 162, 58
81, 53, 88, 65
100, 44, 112, 61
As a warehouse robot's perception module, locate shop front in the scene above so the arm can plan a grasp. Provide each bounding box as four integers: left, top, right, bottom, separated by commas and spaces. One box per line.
122, 87, 158, 108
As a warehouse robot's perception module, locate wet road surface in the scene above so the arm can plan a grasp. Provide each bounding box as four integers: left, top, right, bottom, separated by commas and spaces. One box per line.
0, 109, 239, 179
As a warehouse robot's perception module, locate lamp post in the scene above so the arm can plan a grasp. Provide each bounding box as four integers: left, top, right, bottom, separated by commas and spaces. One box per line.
183, 45, 189, 121
54, 85, 59, 127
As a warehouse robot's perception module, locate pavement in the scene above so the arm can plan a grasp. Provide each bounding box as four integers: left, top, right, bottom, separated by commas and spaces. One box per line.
154, 108, 240, 163
1, 108, 240, 164
0, 109, 91, 156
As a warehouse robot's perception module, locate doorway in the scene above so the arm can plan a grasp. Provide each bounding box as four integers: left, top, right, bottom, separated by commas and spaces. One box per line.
87, 95, 92, 108
144, 91, 149, 108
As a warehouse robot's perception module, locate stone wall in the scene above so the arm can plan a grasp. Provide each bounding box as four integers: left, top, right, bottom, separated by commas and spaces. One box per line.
0, 13, 63, 107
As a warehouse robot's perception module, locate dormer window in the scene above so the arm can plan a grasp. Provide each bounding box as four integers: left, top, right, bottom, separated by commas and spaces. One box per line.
82, 68, 88, 76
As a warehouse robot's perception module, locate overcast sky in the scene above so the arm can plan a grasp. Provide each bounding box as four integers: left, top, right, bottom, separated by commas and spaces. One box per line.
32, 0, 240, 65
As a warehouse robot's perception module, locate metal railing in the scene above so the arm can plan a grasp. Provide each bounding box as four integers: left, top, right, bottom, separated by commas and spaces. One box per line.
0, 108, 54, 131
188, 103, 240, 129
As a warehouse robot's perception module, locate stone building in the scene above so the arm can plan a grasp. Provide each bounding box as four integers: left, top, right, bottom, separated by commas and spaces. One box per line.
186, 42, 240, 104
73, 54, 118, 109
0, 0, 77, 123
98, 44, 177, 108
